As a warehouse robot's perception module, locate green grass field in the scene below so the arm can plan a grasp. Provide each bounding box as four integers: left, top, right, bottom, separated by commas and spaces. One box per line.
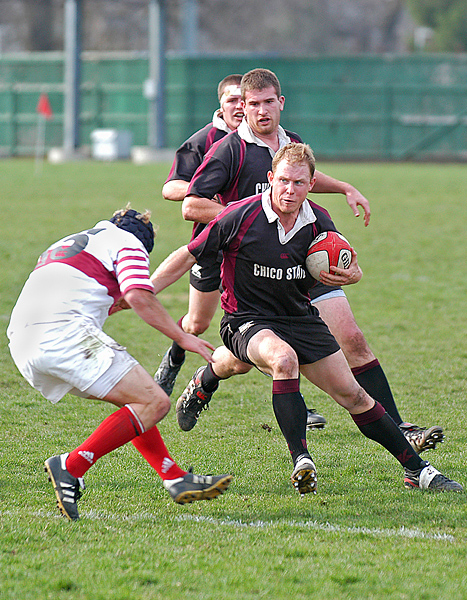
1, 158, 466, 600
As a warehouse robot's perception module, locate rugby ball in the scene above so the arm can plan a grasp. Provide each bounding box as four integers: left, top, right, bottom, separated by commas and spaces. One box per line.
306, 231, 352, 279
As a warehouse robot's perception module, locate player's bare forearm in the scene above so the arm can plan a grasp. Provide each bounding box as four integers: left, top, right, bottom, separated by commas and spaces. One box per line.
124, 288, 214, 363
150, 246, 196, 293
312, 170, 371, 226
162, 179, 190, 202
319, 248, 362, 286
182, 194, 224, 223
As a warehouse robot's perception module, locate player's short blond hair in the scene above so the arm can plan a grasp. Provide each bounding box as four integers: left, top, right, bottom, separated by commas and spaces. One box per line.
272, 143, 316, 179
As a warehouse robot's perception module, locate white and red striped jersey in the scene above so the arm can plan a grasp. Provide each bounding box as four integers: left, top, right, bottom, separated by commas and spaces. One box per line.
8, 220, 154, 335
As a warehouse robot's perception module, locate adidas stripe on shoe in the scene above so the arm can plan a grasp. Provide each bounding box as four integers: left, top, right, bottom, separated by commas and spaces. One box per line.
44, 453, 85, 521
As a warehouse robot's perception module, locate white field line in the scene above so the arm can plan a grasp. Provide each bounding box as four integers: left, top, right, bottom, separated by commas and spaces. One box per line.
175, 514, 455, 542
8, 510, 454, 542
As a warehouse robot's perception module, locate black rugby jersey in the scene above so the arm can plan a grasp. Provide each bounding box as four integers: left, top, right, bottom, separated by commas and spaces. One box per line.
165, 122, 229, 184
188, 193, 337, 319
188, 128, 303, 206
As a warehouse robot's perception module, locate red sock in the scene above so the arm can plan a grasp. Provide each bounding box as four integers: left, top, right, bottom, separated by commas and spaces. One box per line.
66, 405, 145, 478
131, 426, 186, 480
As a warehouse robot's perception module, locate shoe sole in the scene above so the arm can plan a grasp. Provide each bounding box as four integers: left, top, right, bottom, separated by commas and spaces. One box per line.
306, 422, 326, 431
403, 478, 420, 490
405, 426, 444, 453
418, 426, 445, 453
44, 460, 78, 521
291, 467, 318, 496
404, 477, 463, 492
173, 475, 233, 504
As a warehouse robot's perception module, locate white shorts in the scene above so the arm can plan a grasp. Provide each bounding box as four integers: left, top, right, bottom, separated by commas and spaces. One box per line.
310, 289, 346, 304
8, 319, 138, 403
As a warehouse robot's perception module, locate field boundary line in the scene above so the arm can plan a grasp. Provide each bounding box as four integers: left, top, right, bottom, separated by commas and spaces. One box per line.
176, 514, 455, 542
4, 510, 454, 542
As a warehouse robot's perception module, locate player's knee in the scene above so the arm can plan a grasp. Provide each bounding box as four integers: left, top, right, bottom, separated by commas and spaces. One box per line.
183, 316, 210, 336
231, 362, 252, 376
271, 350, 299, 379
338, 327, 372, 361
147, 392, 171, 425
341, 386, 372, 412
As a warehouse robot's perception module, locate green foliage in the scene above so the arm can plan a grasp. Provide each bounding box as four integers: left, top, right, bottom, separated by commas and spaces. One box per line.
408, 0, 467, 51
1, 159, 467, 600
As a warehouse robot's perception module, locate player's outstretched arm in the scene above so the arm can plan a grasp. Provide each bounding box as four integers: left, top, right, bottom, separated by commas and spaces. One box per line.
319, 248, 363, 287
150, 245, 196, 294
312, 170, 371, 227
125, 287, 214, 363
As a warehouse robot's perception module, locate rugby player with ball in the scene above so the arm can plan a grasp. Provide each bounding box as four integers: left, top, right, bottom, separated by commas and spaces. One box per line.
150, 143, 461, 495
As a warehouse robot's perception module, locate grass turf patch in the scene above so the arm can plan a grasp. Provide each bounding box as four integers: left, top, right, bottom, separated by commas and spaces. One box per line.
1, 159, 466, 600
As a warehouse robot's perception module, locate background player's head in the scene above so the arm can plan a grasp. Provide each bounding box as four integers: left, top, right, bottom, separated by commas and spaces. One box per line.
241, 68, 281, 100
241, 69, 285, 137
110, 204, 155, 253
217, 74, 242, 102
217, 73, 243, 131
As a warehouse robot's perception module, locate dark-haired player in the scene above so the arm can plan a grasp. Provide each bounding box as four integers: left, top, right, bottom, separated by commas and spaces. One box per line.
7, 206, 232, 521
150, 144, 461, 495
162, 73, 244, 203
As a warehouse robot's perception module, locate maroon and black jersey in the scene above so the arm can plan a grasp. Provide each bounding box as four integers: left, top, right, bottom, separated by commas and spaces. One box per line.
165, 114, 231, 242
188, 191, 338, 319
187, 125, 303, 207
165, 121, 229, 184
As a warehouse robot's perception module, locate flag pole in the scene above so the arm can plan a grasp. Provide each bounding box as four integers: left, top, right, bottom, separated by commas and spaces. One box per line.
35, 92, 53, 173
35, 113, 46, 174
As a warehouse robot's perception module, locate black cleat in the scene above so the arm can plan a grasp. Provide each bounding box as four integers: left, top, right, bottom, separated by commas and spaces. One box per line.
291, 455, 318, 496
404, 464, 463, 492
176, 367, 213, 431
44, 454, 85, 521
306, 408, 327, 430
154, 348, 185, 397
399, 422, 444, 454
163, 471, 233, 504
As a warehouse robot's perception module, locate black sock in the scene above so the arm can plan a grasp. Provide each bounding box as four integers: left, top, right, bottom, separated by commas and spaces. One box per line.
201, 363, 221, 393
352, 402, 426, 472
169, 341, 186, 365
352, 360, 403, 425
272, 380, 309, 464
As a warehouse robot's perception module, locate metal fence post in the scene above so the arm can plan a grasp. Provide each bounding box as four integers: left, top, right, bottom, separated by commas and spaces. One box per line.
147, 0, 166, 149
63, 0, 82, 155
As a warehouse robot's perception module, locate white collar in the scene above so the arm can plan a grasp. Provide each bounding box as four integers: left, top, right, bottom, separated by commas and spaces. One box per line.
261, 188, 317, 244
237, 120, 291, 156
212, 109, 232, 134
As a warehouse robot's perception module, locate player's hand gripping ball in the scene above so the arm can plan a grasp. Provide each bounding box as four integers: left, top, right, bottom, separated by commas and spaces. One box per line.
306, 231, 352, 280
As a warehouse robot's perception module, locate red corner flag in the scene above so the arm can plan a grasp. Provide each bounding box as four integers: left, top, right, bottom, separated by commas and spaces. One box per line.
37, 93, 53, 119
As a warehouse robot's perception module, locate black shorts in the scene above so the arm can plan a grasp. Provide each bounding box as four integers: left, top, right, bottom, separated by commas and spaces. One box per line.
189, 258, 222, 293
220, 311, 340, 366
